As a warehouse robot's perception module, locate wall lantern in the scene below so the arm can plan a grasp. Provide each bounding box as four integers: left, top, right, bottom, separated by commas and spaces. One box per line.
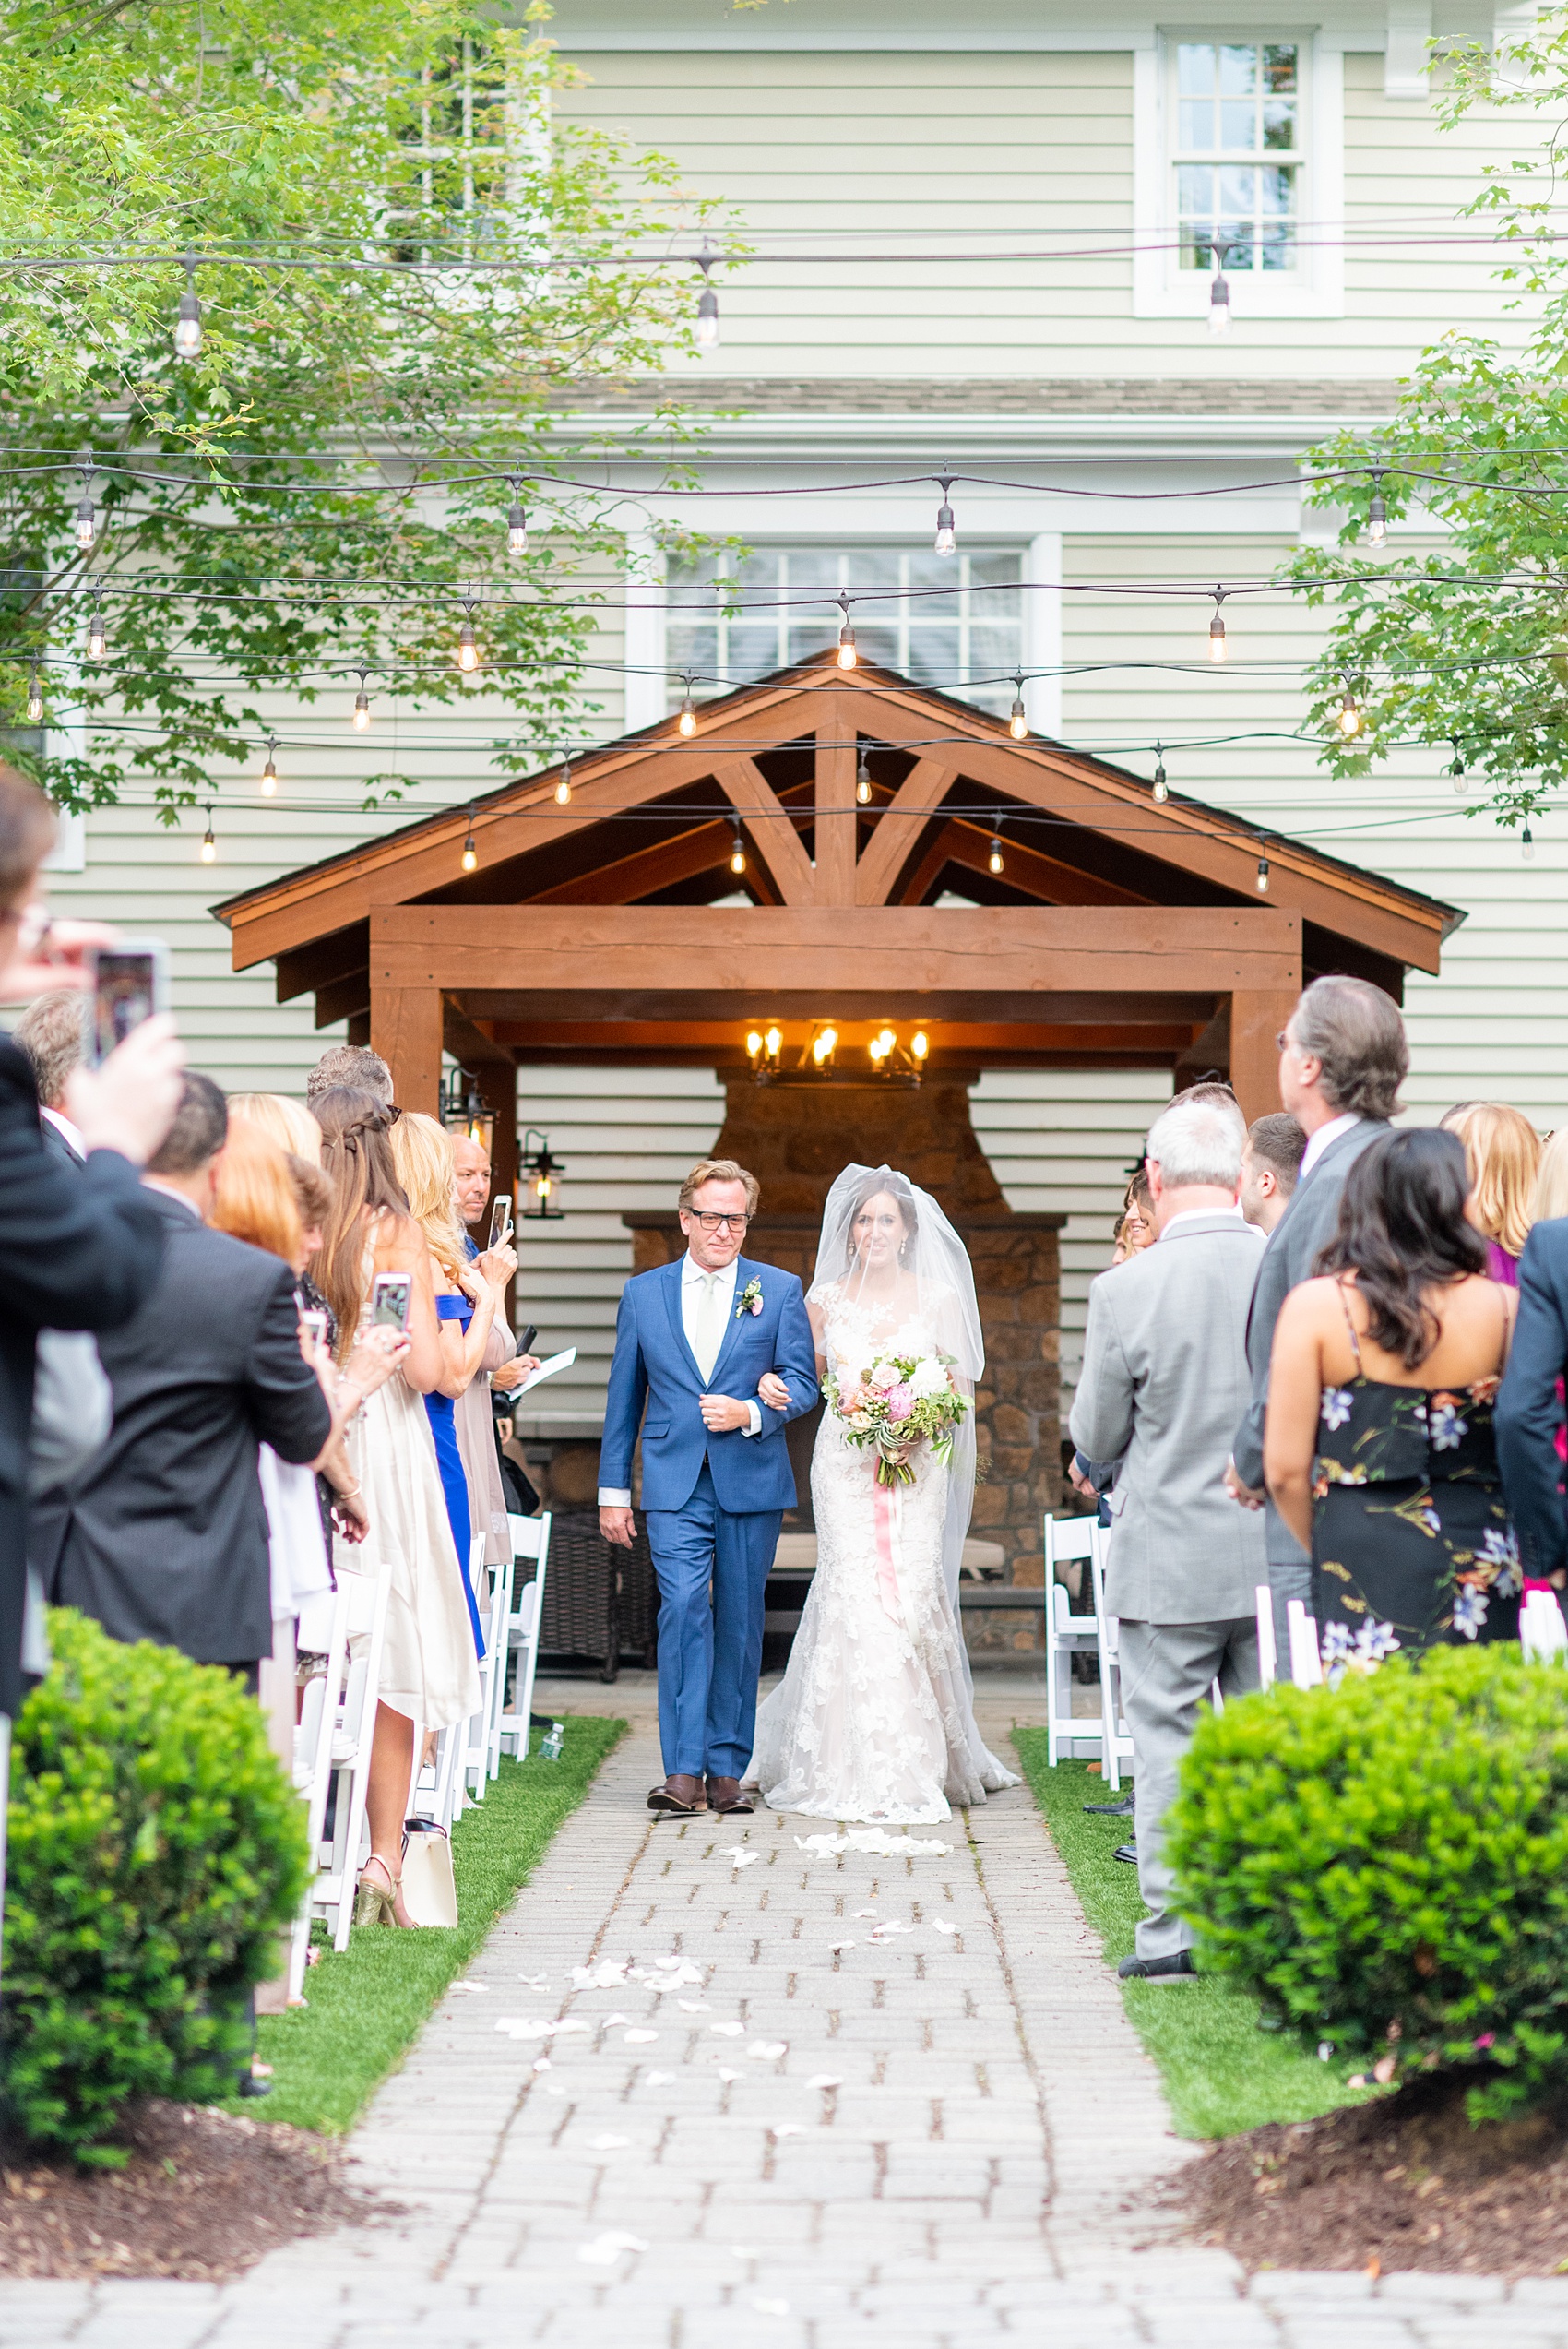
440, 1067, 495, 1157
521, 1127, 566, 1219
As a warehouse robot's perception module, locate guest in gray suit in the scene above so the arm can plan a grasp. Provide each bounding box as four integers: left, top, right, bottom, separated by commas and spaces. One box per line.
1070, 1092, 1267, 1982
1226, 977, 1409, 1651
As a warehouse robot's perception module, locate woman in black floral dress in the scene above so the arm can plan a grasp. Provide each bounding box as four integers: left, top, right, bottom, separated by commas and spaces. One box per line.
1265, 1127, 1521, 1669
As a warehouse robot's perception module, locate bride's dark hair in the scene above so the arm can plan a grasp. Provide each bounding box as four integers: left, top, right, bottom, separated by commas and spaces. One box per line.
1316, 1127, 1486, 1368
849, 1171, 920, 1248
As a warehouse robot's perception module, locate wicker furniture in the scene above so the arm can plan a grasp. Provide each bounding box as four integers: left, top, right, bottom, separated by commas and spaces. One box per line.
520, 1508, 657, 1683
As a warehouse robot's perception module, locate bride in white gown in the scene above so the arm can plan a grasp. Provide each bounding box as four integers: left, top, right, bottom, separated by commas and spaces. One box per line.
748, 1164, 1017, 1824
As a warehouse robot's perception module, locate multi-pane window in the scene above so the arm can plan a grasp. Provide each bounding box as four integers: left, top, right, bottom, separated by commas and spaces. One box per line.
664, 549, 1024, 717
1174, 41, 1301, 274
388, 36, 519, 262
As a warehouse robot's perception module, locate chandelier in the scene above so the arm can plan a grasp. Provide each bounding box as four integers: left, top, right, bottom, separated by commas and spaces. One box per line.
744, 1022, 929, 1088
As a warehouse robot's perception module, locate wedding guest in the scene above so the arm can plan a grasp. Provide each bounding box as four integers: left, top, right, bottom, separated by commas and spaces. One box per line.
230, 1091, 323, 1165
1270, 1127, 1521, 1656
1241, 1112, 1307, 1236
307, 1044, 392, 1109
454, 1131, 493, 1246
313, 1088, 480, 1927
13, 987, 87, 1167
1120, 1173, 1155, 1254
1440, 1101, 1540, 1287
1069, 1093, 1265, 1981
1228, 976, 1408, 1652
1534, 1128, 1568, 1224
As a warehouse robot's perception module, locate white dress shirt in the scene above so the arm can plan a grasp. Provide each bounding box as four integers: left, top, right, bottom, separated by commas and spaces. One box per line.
1158, 1202, 1253, 1240
41, 1104, 86, 1160
597, 1251, 762, 1508
1299, 1112, 1361, 1182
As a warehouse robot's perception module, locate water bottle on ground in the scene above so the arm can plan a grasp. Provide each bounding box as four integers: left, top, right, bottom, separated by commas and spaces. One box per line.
540, 1721, 565, 1761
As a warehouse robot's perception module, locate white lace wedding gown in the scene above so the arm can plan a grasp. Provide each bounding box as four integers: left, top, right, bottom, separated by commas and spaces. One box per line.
749, 1280, 1018, 1824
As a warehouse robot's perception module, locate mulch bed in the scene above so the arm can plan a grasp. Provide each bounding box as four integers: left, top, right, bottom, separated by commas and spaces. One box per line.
1172, 2070, 1568, 2277
0, 2099, 391, 2279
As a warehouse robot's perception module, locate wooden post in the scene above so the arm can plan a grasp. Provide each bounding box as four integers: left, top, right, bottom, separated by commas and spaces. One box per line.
1229, 989, 1299, 1126
814, 695, 858, 905
370, 983, 442, 1114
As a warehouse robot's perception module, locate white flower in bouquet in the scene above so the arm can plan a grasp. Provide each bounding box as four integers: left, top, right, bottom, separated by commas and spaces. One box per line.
909, 1356, 952, 1401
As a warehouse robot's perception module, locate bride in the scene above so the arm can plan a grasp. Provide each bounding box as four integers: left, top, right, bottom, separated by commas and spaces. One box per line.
747, 1163, 1017, 1824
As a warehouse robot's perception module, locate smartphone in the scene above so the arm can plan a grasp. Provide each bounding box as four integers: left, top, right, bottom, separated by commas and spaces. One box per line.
517, 1324, 537, 1357
371, 1271, 412, 1331
83, 939, 171, 1067
489, 1195, 514, 1251
300, 1306, 328, 1350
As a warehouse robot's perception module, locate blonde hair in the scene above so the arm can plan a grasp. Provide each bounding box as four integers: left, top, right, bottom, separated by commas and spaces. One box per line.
678, 1157, 760, 1214
390, 1109, 467, 1275
1440, 1102, 1541, 1258
230, 1092, 323, 1164
1533, 1128, 1568, 1224
210, 1122, 303, 1268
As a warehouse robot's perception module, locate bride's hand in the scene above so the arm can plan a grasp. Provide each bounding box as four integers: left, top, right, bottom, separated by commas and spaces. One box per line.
757, 1372, 790, 1411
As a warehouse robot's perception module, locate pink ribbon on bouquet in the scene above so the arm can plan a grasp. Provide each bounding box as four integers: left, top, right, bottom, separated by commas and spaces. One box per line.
873, 1474, 903, 1626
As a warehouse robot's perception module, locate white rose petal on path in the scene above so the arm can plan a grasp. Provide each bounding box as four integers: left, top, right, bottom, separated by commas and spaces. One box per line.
721, 1844, 761, 1870
517, 1973, 550, 1989
552, 2019, 589, 2035
590, 2133, 630, 2151
829, 1941, 855, 1953
717, 2066, 743, 2082
711, 2021, 744, 2037
644, 2070, 677, 2085
449, 1980, 487, 1994
771, 2124, 804, 2138
852, 1907, 878, 1919
624, 2029, 659, 2045
495, 2018, 553, 2040
532, 2057, 552, 2073
578, 2231, 648, 2267
749, 2042, 787, 2060
600, 2012, 629, 2028
807, 2074, 843, 2090
678, 1999, 710, 2012
933, 1917, 956, 1935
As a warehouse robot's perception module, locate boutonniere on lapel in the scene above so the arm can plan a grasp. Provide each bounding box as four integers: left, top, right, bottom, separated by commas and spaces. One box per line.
735, 1276, 765, 1320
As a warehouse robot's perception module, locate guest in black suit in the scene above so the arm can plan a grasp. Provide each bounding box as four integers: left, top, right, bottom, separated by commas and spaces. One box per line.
13, 987, 88, 1169
35, 1074, 334, 1678
1495, 1217, 1568, 1592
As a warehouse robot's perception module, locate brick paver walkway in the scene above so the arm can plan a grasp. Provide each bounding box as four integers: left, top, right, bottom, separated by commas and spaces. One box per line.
5, 1689, 1568, 2346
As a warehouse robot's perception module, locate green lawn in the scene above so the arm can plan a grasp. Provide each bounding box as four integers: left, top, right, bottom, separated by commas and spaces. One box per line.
1012, 1729, 1370, 2140
233, 1712, 624, 2134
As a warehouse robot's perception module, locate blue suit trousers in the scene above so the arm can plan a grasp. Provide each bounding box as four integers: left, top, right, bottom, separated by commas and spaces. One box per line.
644, 1464, 781, 1779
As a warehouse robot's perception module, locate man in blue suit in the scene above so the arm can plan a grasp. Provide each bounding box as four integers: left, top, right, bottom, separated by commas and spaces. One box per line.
599, 1158, 819, 1818
1496, 1219, 1568, 1596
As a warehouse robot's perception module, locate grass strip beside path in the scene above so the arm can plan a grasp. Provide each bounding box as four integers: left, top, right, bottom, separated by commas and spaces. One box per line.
1012, 1730, 1370, 2140
238, 1713, 624, 2135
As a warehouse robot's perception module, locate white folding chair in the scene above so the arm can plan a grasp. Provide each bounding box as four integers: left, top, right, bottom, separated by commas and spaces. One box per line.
1287, 1598, 1324, 1687
1043, 1512, 1104, 1765
287, 1577, 350, 2001
308, 1562, 392, 1952
496, 1511, 552, 1763
1255, 1583, 1277, 1690
481, 1538, 517, 1783
1088, 1541, 1137, 1794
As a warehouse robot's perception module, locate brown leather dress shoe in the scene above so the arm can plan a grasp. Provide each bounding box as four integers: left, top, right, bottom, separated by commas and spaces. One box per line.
648, 1773, 704, 1816
706, 1775, 754, 1816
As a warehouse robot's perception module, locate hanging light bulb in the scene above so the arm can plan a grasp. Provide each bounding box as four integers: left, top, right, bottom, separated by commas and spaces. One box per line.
933, 476, 956, 557
988, 830, 1004, 876
1009, 676, 1028, 740
74, 471, 96, 552
695, 256, 719, 352
199, 805, 217, 864
812, 1026, 837, 1066
729, 818, 747, 876
173, 260, 203, 359
506, 481, 529, 555
910, 1030, 929, 1062
856, 749, 873, 805
87, 590, 107, 662
260, 735, 279, 796
1152, 744, 1169, 803
461, 808, 479, 874
25, 665, 42, 725
765, 1024, 782, 1060
554, 754, 572, 805
1336, 681, 1362, 737
1367, 471, 1387, 546
457, 607, 480, 674
678, 683, 697, 737
1208, 590, 1228, 663
1449, 738, 1467, 794
837, 596, 857, 670
1523, 822, 1537, 863
1208, 244, 1231, 337
1256, 854, 1270, 893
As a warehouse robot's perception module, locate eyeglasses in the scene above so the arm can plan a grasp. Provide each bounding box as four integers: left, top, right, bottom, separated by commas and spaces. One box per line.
1276, 1031, 1294, 1054
686, 1210, 751, 1232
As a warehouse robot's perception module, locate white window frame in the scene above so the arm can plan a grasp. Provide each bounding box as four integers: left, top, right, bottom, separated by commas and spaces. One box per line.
1132, 28, 1344, 321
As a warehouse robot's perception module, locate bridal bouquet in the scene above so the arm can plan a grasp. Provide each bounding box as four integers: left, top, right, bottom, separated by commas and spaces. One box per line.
824, 1351, 969, 1487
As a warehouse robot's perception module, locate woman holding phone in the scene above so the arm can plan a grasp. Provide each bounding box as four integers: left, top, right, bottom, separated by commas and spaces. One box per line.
313, 1088, 481, 1928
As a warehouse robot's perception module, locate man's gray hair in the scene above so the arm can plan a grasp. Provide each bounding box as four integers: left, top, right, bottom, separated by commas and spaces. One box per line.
306, 1043, 392, 1107
1290, 975, 1408, 1121
13, 987, 84, 1109
1145, 1094, 1246, 1191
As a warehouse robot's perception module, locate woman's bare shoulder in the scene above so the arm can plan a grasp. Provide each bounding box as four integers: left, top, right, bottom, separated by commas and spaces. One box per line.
1276, 1274, 1349, 1330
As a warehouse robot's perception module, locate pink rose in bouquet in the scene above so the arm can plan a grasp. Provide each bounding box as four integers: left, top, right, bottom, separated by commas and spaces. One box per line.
867, 1362, 902, 1391
885, 1383, 916, 1423
838, 1380, 868, 1415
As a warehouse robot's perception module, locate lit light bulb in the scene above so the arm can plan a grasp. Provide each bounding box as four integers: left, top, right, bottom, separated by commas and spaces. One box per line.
1153, 746, 1169, 803
352, 675, 371, 731
876, 1026, 896, 1054
1256, 855, 1270, 894
25, 666, 42, 724
260, 737, 279, 796
199, 809, 217, 864
173, 267, 203, 359
764, 1025, 782, 1059
678, 690, 697, 738
1208, 593, 1227, 663
814, 1026, 838, 1063
934, 478, 956, 556
87, 597, 107, 662
1449, 740, 1467, 794
1523, 823, 1537, 863
1009, 683, 1028, 741
1208, 267, 1231, 336
988, 833, 1004, 876
74, 489, 96, 551
837, 609, 857, 670
856, 751, 872, 805
1368, 488, 1386, 545
457, 614, 480, 674
507, 498, 528, 555
695, 260, 719, 352
910, 1030, 929, 1061
555, 755, 573, 805
729, 823, 747, 876
461, 832, 479, 874
869, 1035, 887, 1065
745, 1030, 764, 1061
1337, 687, 1362, 737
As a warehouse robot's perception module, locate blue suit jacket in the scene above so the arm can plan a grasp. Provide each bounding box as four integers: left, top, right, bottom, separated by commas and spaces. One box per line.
1495, 1217, 1568, 1578
599, 1254, 819, 1515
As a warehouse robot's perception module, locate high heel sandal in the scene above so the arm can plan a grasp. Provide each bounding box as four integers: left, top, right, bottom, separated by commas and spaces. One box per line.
355, 1854, 407, 1927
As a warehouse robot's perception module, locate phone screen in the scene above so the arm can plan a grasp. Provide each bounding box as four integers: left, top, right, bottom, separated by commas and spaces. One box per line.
89, 950, 159, 1066
371, 1273, 412, 1330
300, 1307, 328, 1349
489, 1196, 514, 1250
